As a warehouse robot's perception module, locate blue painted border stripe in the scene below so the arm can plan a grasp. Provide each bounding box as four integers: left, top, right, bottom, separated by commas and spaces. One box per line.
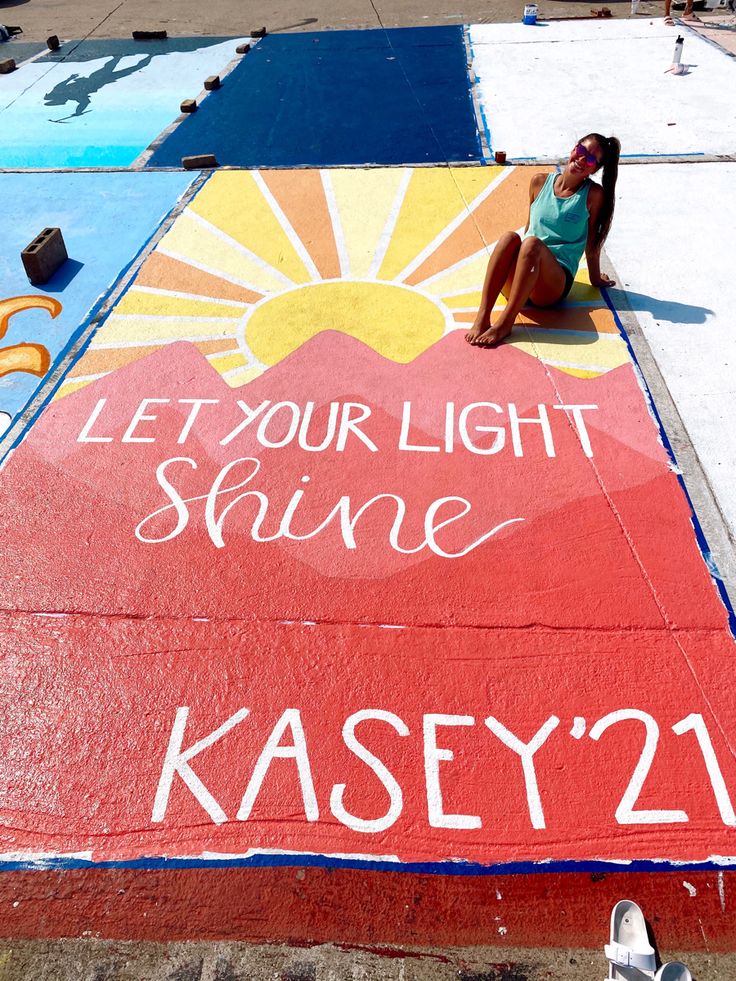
601, 286, 736, 638
1, 854, 734, 875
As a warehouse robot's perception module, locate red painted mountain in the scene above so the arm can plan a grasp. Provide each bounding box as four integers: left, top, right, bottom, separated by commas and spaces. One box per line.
0, 332, 727, 631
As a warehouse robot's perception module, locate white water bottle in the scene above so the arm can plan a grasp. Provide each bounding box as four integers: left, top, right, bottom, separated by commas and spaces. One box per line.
631, 0, 640, 14
673, 35, 684, 64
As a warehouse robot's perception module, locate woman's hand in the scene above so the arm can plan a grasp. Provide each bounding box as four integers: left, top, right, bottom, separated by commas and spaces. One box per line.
591, 273, 615, 288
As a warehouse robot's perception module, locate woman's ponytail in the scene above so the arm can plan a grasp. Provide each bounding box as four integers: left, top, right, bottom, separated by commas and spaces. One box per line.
582, 133, 620, 250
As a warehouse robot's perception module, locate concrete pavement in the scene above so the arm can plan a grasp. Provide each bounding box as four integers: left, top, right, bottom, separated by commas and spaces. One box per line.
0, 0, 716, 39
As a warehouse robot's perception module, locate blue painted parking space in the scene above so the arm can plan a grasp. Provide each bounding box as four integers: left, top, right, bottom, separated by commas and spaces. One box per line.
147, 26, 483, 168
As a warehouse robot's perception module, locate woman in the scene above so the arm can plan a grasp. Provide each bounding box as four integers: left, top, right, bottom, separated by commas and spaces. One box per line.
465, 133, 620, 348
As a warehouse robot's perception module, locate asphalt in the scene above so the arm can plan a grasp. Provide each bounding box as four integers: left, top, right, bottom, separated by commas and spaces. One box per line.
0, 0, 715, 41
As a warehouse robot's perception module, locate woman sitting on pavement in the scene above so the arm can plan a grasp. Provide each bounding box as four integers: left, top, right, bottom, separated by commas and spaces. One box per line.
465, 133, 620, 348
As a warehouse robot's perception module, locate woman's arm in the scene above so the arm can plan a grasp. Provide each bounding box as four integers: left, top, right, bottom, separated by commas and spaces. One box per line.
585, 183, 615, 288
524, 172, 546, 234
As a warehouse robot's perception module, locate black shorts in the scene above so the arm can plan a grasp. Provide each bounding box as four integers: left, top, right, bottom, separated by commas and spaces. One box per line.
527, 265, 575, 308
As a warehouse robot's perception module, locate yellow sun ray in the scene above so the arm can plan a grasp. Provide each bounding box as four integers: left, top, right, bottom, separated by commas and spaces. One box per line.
160, 212, 292, 294
447, 165, 506, 212
443, 291, 482, 310
222, 365, 264, 387
188, 171, 314, 284
206, 351, 250, 374
57, 379, 95, 398
94, 314, 240, 346
114, 290, 246, 320
510, 330, 629, 374
330, 168, 410, 281
419, 250, 491, 298
378, 170, 477, 282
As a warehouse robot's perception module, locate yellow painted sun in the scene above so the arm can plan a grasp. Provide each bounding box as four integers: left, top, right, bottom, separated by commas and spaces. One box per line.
57, 167, 628, 398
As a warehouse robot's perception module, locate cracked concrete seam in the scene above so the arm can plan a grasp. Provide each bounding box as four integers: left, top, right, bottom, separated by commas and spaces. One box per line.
1, 608, 732, 635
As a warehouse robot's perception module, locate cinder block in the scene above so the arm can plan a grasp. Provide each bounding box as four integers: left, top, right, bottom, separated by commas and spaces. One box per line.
250, 27, 267, 38
180, 99, 197, 113
21, 228, 68, 286
204, 75, 221, 91
132, 30, 168, 40
0, 59, 16, 75
181, 154, 219, 170
236, 43, 251, 54
46, 35, 60, 51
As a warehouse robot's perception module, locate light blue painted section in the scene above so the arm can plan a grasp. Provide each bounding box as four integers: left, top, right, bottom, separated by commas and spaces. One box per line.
0, 38, 244, 168
0, 171, 193, 432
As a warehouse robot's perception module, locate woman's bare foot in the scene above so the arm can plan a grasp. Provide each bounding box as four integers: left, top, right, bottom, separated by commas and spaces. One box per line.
473, 321, 514, 347
465, 318, 489, 344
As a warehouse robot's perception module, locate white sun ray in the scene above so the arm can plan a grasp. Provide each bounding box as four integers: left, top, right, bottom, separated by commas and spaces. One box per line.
416, 245, 492, 297
321, 170, 351, 278
526, 356, 613, 373
222, 365, 266, 385
63, 372, 106, 384
89, 335, 238, 350
128, 286, 250, 309
394, 167, 513, 283
107, 314, 242, 324
156, 246, 271, 297
253, 171, 322, 282
183, 209, 296, 289
367, 168, 413, 281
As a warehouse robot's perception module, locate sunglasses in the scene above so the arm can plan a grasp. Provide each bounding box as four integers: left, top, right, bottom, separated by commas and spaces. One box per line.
573, 143, 602, 167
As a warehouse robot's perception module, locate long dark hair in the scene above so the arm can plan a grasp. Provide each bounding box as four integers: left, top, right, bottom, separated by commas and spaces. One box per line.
581, 133, 620, 250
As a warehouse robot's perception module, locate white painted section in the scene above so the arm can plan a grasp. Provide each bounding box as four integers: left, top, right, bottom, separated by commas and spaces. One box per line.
605, 162, 736, 539
469, 21, 736, 157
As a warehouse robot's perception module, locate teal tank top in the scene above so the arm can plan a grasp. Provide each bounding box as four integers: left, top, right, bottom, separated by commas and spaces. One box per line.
523, 173, 590, 278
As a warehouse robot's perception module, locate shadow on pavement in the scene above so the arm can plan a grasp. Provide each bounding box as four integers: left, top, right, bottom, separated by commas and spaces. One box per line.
610, 288, 714, 325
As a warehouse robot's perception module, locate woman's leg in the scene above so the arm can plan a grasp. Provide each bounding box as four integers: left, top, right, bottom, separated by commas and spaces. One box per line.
465, 232, 522, 344
473, 236, 567, 347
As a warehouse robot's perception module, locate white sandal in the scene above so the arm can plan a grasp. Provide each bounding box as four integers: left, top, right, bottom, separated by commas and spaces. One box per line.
605, 900, 657, 979
655, 964, 692, 981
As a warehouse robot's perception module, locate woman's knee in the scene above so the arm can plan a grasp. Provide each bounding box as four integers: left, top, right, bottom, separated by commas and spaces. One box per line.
519, 235, 543, 260
498, 231, 522, 251
520, 235, 544, 256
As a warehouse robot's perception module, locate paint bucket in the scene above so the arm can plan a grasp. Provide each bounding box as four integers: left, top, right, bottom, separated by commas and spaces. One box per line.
522, 3, 538, 24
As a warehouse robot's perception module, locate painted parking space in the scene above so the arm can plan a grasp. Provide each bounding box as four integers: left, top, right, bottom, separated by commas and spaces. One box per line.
469, 20, 736, 158
2, 614, 735, 870
1, 165, 735, 873
0, 171, 194, 438
147, 28, 483, 168
0, 40, 48, 63
605, 162, 736, 539
0, 37, 246, 168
